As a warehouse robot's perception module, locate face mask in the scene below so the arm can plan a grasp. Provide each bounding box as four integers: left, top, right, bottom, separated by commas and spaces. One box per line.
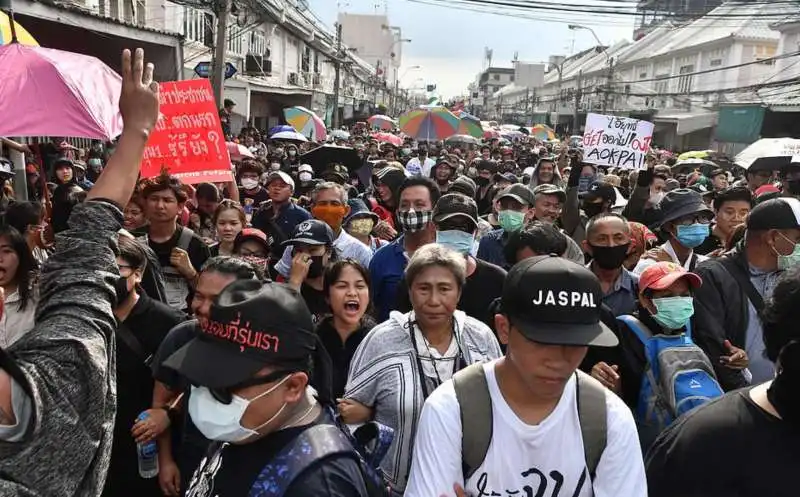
590, 243, 630, 270
651, 296, 694, 330
347, 218, 374, 237
402, 148, 412, 155
307, 255, 326, 278
774, 232, 800, 270
649, 192, 665, 205
312, 205, 347, 231
299, 172, 313, 182
675, 223, 709, 249
274, 148, 284, 156
436, 230, 475, 255
241, 178, 259, 190
241, 255, 268, 272
498, 210, 525, 232
475, 176, 490, 187
114, 275, 132, 306
583, 202, 604, 219
188, 375, 290, 443
397, 209, 433, 232
288, 150, 296, 156
271, 163, 281, 171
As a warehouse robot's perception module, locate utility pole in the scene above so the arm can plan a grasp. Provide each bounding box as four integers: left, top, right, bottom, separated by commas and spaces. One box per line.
573, 70, 582, 134
332, 22, 343, 129
602, 57, 614, 114
211, 0, 230, 107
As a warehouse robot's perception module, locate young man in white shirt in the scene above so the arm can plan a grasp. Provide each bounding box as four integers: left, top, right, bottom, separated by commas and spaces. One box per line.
405, 255, 647, 497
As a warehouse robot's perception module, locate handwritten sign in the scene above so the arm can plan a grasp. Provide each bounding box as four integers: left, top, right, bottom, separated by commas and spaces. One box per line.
141, 79, 232, 184
582, 113, 654, 169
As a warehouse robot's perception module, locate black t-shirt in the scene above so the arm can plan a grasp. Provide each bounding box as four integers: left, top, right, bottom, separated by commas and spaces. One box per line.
104, 295, 186, 496
316, 316, 375, 399
695, 230, 722, 256
239, 187, 270, 217
646, 388, 800, 497
302, 283, 330, 325
395, 258, 506, 330
141, 226, 210, 309
185, 414, 368, 497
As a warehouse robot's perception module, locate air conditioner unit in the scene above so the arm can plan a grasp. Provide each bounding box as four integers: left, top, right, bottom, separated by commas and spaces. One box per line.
262, 60, 272, 75
245, 54, 263, 74
289, 72, 299, 85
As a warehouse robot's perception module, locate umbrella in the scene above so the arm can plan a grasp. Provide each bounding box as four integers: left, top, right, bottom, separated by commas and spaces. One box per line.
456, 112, 482, 138
501, 130, 525, 140
672, 158, 718, 175
269, 124, 295, 136
284, 106, 327, 142
299, 145, 362, 174
483, 129, 501, 140
735, 138, 800, 171
368, 114, 397, 131
269, 130, 308, 142
530, 124, 556, 141
677, 150, 713, 161
0, 43, 122, 140
372, 132, 403, 147
330, 129, 350, 140
399, 106, 459, 141
227, 142, 254, 161
445, 134, 480, 146
1, 12, 37, 46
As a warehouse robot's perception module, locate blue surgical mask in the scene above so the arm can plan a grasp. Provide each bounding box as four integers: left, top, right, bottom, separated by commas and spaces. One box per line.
675, 223, 709, 249
652, 296, 694, 330
775, 232, 800, 270
436, 230, 474, 255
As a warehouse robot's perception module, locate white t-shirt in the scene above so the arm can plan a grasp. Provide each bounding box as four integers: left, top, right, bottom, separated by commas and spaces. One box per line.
406, 157, 436, 177
404, 360, 647, 497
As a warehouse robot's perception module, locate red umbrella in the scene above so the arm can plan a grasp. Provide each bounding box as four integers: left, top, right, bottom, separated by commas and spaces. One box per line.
372, 132, 403, 147
483, 129, 501, 140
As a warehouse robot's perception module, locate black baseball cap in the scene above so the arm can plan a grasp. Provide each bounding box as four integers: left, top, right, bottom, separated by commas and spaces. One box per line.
497, 183, 535, 206
282, 219, 335, 246
493, 172, 519, 184
584, 182, 616, 204
163, 280, 316, 389
434, 193, 479, 228
501, 256, 618, 347
747, 197, 800, 231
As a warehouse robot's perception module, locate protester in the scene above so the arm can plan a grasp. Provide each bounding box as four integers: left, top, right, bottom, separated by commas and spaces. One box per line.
209, 199, 246, 257
252, 170, 311, 243
124, 195, 148, 232
0, 226, 39, 348
695, 186, 753, 256
344, 244, 502, 495
582, 213, 638, 316
344, 198, 387, 253
4, 200, 49, 266
283, 219, 337, 322
404, 255, 645, 497
477, 184, 534, 268
503, 220, 569, 262
191, 182, 222, 243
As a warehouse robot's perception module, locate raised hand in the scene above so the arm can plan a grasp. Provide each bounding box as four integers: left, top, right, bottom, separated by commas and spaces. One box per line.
119, 48, 159, 137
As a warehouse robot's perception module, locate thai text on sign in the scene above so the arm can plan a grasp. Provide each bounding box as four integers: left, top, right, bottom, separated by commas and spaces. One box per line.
140, 79, 232, 184
582, 113, 654, 169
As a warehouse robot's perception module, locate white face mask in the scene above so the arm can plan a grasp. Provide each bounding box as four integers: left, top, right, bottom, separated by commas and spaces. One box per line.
299, 172, 313, 182
649, 192, 665, 205
188, 375, 290, 443
288, 150, 296, 156
270, 163, 282, 171
241, 178, 259, 190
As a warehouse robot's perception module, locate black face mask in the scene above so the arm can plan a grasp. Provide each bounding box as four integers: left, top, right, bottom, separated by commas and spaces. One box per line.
114, 275, 132, 307
583, 202, 605, 219
787, 180, 800, 196
307, 255, 326, 279
475, 176, 490, 187
589, 243, 631, 270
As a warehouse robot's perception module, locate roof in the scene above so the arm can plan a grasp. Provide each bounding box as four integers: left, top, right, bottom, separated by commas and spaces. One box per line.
36, 0, 181, 38
484, 67, 515, 74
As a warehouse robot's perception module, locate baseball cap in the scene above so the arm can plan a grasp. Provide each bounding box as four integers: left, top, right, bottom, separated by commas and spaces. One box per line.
433, 193, 479, 228
497, 184, 535, 206
533, 183, 567, 203
500, 255, 618, 347
234, 228, 270, 254
639, 262, 702, 296
746, 197, 800, 231
298, 164, 314, 174
163, 280, 316, 389
584, 182, 616, 204
266, 171, 295, 190
449, 176, 477, 198
493, 172, 519, 184
283, 219, 335, 246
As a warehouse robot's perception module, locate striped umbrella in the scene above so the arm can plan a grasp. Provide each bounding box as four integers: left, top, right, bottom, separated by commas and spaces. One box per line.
530, 124, 556, 141
455, 111, 482, 138
284, 106, 327, 142
367, 114, 397, 130
1, 12, 38, 46
399, 106, 460, 142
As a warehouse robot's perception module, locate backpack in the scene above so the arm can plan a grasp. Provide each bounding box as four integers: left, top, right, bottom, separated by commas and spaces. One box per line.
617, 315, 723, 447
248, 410, 394, 497
453, 363, 608, 486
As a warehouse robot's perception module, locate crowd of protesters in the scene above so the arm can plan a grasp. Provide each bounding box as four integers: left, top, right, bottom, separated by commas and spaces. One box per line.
0, 48, 798, 497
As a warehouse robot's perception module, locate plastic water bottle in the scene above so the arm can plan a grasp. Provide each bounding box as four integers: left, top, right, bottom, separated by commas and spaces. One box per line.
136, 412, 159, 478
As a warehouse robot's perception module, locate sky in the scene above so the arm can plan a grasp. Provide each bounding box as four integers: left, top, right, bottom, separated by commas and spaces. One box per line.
307, 0, 635, 99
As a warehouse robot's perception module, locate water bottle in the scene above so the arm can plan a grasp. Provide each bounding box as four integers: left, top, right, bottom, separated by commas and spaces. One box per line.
136, 412, 159, 479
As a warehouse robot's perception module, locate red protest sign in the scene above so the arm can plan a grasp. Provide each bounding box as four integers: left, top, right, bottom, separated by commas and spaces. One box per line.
141, 79, 232, 184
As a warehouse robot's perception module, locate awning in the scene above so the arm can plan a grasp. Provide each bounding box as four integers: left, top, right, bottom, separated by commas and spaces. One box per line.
654, 111, 717, 135
238, 74, 313, 96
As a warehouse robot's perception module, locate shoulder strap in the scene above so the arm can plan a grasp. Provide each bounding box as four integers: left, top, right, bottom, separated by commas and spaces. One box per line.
616, 314, 653, 345
116, 321, 152, 366
249, 424, 355, 497
719, 256, 764, 312
177, 227, 195, 251
576, 371, 608, 484
688, 252, 699, 272
452, 362, 493, 481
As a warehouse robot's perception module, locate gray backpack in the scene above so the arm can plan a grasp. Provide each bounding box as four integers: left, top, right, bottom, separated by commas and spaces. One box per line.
453, 363, 607, 486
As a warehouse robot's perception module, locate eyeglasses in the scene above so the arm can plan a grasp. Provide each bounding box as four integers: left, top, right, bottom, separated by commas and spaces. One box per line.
673, 214, 712, 226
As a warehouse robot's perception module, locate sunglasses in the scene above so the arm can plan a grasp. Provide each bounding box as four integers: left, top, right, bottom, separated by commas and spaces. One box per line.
209, 369, 295, 404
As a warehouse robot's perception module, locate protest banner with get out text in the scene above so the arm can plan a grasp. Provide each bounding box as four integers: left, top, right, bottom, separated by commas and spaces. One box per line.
582, 113, 654, 169
140, 79, 233, 184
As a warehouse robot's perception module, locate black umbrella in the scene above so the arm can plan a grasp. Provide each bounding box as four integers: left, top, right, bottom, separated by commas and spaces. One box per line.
298, 145, 363, 175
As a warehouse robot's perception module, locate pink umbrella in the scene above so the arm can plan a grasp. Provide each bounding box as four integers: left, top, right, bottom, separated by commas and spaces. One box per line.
0, 43, 122, 140
372, 132, 403, 147
227, 141, 254, 161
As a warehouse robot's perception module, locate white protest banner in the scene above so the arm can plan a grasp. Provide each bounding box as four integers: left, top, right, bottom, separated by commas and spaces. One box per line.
582, 113, 654, 169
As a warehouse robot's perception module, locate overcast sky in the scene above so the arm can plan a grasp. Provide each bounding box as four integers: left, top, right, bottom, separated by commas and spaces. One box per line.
307, 0, 635, 99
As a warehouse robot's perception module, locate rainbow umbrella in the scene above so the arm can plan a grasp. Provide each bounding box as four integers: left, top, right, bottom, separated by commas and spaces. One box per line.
399, 106, 459, 142
1, 12, 37, 46
455, 111, 482, 138
284, 106, 327, 142
367, 114, 397, 130
530, 124, 556, 141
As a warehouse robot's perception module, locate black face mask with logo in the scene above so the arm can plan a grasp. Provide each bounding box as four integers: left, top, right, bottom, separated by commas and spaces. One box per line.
583, 202, 605, 219
589, 243, 631, 270
307, 255, 326, 279
114, 275, 132, 307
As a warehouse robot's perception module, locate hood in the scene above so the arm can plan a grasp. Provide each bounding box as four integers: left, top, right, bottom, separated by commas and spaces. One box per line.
529, 162, 564, 189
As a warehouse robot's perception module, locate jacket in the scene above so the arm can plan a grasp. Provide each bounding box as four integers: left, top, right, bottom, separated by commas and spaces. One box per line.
690, 245, 750, 391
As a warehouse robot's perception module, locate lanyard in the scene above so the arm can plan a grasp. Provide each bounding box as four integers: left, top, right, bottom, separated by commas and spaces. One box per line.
407, 316, 466, 400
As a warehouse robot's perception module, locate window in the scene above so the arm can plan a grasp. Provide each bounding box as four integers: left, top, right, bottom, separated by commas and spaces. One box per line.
677, 64, 694, 93
301, 45, 311, 73
639, 72, 648, 79
183, 8, 213, 47
227, 25, 244, 55
249, 30, 266, 55
710, 59, 722, 67
493, 74, 500, 81
654, 74, 669, 95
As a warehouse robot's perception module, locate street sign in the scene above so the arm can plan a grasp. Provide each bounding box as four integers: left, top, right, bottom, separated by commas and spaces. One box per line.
194, 62, 238, 80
